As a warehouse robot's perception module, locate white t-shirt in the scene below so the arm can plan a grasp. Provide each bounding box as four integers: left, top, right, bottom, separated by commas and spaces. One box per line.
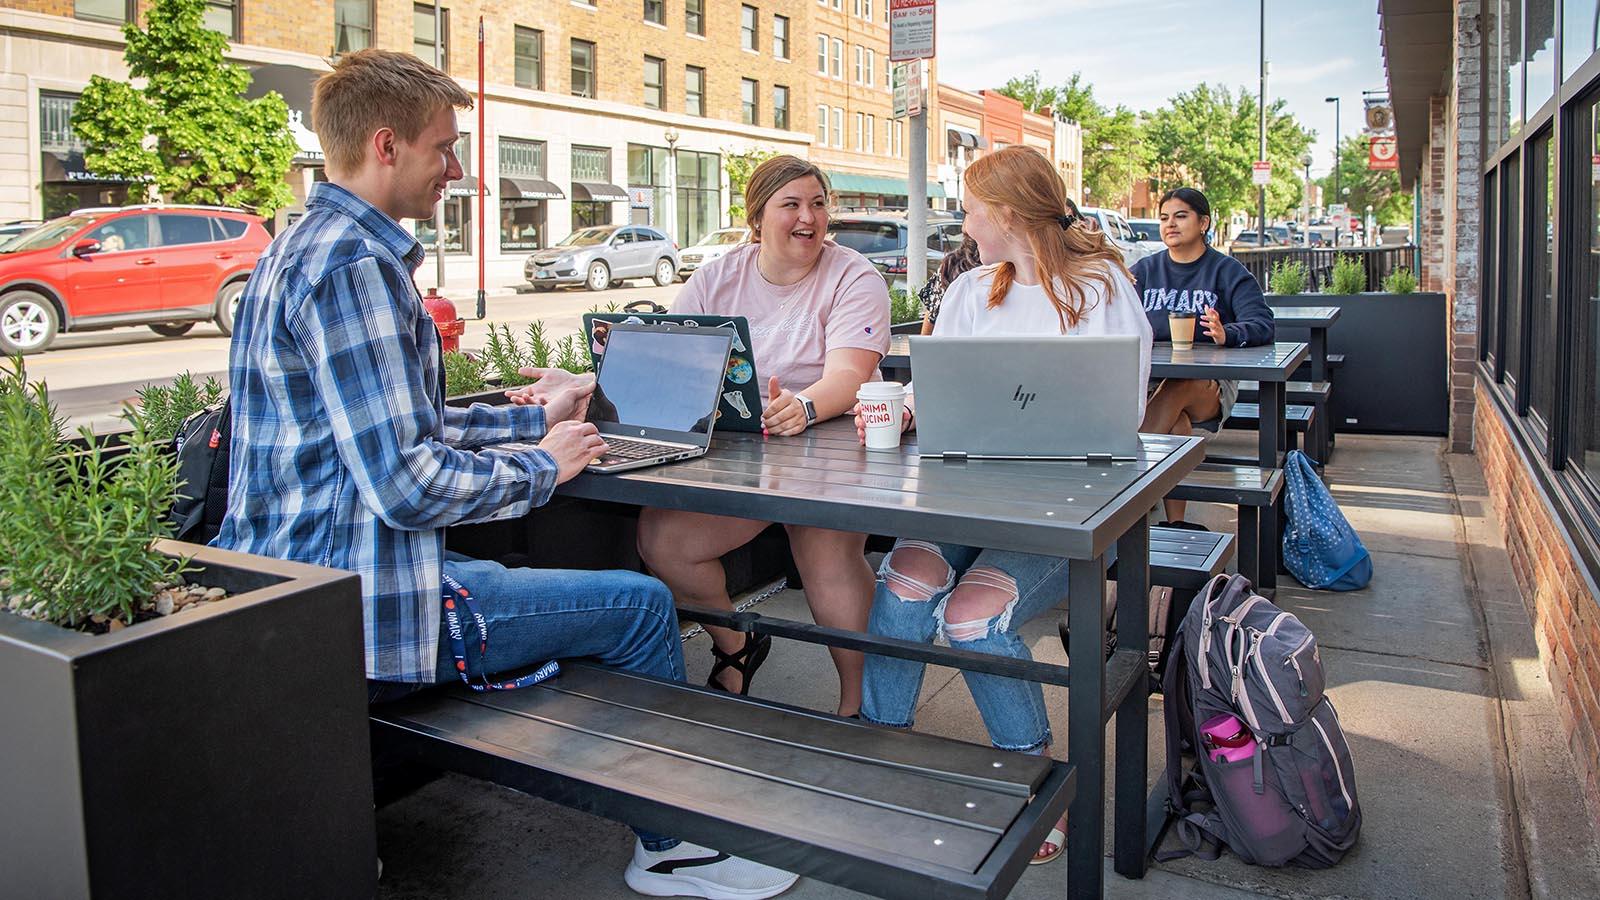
929, 261, 1153, 423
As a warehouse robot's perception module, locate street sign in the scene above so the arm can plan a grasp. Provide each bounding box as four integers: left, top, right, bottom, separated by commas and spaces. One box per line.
889, 0, 935, 62
892, 64, 908, 117
1252, 161, 1271, 186
1328, 202, 1347, 220
1368, 136, 1398, 170
893, 61, 924, 117
1592, 153, 1600, 182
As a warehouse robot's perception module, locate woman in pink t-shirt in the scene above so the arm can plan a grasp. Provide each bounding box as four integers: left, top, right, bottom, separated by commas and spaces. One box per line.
637, 155, 890, 715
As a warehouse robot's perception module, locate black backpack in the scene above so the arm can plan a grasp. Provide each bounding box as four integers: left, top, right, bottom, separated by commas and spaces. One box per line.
169, 397, 232, 545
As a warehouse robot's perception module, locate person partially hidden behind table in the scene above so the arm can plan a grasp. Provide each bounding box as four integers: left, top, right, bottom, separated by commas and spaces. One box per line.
1134, 186, 1275, 527
636, 155, 890, 717
213, 49, 798, 900
851, 146, 1153, 865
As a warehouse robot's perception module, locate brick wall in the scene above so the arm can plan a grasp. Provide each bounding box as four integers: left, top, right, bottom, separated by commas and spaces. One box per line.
1475, 382, 1600, 830
1446, 0, 1481, 454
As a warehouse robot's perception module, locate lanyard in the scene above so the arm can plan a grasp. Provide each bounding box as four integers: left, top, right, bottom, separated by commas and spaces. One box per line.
442, 572, 560, 691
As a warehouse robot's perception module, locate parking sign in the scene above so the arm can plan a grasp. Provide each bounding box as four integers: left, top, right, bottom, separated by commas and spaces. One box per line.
890, 0, 935, 62
1252, 161, 1272, 186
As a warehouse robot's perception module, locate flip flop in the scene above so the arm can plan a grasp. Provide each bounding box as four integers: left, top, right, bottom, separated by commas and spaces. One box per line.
1030, 826, 1066, 865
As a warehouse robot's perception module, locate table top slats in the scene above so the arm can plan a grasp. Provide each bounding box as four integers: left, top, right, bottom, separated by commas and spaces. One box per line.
1267, 305, 1342, 327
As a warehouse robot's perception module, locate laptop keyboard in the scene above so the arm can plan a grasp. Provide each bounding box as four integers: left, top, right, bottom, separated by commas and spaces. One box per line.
601, 437, 673, 460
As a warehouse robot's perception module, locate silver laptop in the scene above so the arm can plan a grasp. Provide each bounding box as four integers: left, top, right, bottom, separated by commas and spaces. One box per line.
494, 323, 733, 474
910, 335, 1143, 461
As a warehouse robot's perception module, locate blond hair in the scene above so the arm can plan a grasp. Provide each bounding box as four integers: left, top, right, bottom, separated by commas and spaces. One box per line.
742, 155, 831, 241
312, 50, 473, 174
963, 146, 1132, 331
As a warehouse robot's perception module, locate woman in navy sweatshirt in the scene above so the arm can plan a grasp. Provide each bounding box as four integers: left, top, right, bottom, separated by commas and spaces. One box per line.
1132, 186, 1275, 525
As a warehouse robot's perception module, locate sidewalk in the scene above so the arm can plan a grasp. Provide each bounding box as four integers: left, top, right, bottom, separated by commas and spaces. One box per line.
372, 432, 1600, 899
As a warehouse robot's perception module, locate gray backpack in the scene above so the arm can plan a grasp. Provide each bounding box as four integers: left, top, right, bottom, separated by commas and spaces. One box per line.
1157, 573, 1361, 867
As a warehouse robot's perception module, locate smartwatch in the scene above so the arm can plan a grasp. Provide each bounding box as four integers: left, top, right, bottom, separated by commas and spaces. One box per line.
795, 393, 818, 425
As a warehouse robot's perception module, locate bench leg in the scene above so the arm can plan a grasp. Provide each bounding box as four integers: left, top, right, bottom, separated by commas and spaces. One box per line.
1066, 555, 1107, 900
1257, 384, 1283, 591
1237, 506, 1260, 587
1114, 520, 1151, 879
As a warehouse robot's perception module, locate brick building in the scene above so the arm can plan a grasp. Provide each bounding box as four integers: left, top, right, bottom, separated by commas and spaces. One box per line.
1381, 0, 1600, 830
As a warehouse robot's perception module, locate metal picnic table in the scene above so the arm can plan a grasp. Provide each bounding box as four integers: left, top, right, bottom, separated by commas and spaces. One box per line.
556, 418, 1207, 899
1268, 305, 1341, 382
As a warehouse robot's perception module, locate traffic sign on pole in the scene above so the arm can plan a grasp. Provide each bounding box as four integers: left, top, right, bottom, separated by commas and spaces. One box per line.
1252, 161, 1272, 186
890, 0, 935, 61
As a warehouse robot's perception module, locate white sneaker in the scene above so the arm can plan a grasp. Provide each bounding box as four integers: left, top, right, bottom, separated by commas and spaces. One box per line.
623, 838, 800, 899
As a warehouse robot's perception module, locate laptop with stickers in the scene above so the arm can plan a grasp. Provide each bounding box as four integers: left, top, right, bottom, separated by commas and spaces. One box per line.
583, 312, 763, 432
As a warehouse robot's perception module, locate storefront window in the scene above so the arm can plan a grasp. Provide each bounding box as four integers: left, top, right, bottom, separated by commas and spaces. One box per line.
1526, 0, 1555, 113
1574, 95, 1600, 485
39, 92, 129, 219
415, 134, 472, 253
1529, 131, 1555, 427
1564, 0, 1598, 79
628, 144, 670, 231
500, 137, 548, 252
1502, 0, 1524, 139
1484, 168, 1499, 366
676, 149, 720, 247
1503, 152, 1524, 387
572, 145, 613, 230
75, 0, 129, 23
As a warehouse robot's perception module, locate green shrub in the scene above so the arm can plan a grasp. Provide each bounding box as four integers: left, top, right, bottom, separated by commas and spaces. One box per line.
479, 321, 592, 387
0, 357, 188, 627
442, 350, 489, 397
135, 371, 224, 445
1329, 255, 1367, 294
1382, 267, 1418, 294
889, 287, 924, 326
1267, 259, 1310, 295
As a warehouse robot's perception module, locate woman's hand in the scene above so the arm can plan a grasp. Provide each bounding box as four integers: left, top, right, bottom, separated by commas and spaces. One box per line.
852, 402, 914, 445
761, 376, 807, 436
1202, 307, 1227, 345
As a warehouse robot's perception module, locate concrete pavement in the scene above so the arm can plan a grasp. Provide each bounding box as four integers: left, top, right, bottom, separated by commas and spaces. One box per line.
372, 431, 1600, 900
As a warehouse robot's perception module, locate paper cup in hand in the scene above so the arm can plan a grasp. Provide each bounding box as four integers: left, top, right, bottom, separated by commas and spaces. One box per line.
856, 381, 907, 451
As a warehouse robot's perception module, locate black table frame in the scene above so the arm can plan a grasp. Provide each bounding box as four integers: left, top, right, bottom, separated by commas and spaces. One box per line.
556, 421, 1206, 899
1268, 306, 1341, 383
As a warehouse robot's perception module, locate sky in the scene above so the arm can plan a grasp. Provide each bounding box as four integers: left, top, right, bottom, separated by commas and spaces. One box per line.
931, 0, 1391, 180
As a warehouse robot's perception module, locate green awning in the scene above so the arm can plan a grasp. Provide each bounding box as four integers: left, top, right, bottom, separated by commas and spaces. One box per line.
825, 171, 946, 199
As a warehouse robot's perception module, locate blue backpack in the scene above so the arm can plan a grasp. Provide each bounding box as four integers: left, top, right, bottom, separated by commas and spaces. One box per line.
1282, 450, 1372, 591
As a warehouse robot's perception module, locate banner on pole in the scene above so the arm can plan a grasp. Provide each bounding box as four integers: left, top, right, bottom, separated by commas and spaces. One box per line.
890, 0, 935, 61
1368, 136, 1398, 170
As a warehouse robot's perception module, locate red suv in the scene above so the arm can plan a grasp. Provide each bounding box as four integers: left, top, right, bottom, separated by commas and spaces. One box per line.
0, 205, 270, 355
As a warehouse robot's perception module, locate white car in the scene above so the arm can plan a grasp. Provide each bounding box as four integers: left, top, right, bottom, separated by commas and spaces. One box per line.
1125, 217, 1168, 257
677, 227, 750, 278
1079, 206, 1155, 266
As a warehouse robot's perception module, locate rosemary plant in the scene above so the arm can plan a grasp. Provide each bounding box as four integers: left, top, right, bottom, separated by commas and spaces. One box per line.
136, 372, 225, 444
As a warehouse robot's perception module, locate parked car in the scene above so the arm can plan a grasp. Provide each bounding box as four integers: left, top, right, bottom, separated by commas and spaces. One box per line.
1227, 230, 1286, 251
1125, 217, 1167, 256
525, 224, 679, 292
0, 219, 43, 251
1078, 206, 1155, 265
826, 212, 961, 291
678, 227, 750, 278
0, 205, 269, 355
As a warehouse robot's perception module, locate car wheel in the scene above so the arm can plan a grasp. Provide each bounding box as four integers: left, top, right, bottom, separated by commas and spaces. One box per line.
0, 290, 59, 355
586, 261, 611, 291
653, 258, 675, 287
533, 284, 556, 293
214, 281, 245, 336
608, 279, 625, 289
149, 322, 196, 337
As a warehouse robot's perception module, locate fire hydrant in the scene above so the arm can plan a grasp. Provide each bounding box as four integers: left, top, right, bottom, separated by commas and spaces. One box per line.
422, 287, 465, 353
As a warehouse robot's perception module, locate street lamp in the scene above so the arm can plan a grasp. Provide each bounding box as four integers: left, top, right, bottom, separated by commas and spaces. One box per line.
1325, 96, 1341, 246
1300, 152, 1313, 246
664, 127, 680, 244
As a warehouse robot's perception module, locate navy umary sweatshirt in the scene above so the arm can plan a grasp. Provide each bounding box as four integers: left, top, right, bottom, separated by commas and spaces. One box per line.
1131, 247, 1276, 348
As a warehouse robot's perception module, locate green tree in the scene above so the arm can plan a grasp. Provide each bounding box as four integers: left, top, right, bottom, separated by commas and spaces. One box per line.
72, 0, 296, 215
998, 70, 1061, 117
725, 148, 778, 223
1319, 134, 1412, 225
999, 72, 1148, 207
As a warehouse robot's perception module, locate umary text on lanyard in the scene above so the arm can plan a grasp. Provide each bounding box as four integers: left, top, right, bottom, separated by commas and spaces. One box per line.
442, 572, 560, 691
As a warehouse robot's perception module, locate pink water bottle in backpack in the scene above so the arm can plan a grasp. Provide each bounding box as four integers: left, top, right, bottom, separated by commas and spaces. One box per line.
1200, 713, 1256, 763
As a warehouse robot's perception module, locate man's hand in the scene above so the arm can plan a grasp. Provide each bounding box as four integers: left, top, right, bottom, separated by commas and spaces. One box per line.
760, 375, 806, 436
506, 368, 597, 424
1202, 307, 1227, 345
537, 420, 609, 484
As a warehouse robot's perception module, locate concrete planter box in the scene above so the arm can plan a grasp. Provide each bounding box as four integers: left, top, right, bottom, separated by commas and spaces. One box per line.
0, 541, 375, 900
890, 320, 923, 336
1268, 291, 1448, 435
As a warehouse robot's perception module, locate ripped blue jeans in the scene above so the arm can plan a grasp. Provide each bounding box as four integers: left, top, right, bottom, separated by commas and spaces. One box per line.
861, 540, 1070, 752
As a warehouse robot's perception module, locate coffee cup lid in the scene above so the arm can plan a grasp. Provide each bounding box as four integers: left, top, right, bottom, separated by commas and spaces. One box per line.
856, 381, 906, 400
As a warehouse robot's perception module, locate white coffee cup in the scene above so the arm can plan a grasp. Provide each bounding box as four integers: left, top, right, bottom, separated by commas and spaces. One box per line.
856, 381, 907, 451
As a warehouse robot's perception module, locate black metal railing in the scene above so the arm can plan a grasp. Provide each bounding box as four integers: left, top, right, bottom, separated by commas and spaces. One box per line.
1229, 245, 1417, 293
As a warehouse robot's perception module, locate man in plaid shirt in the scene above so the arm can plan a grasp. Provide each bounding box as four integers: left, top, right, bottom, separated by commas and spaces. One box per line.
216, 50, 797, 899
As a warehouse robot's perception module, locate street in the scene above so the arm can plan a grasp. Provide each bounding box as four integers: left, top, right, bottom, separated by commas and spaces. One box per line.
30, 280, 684, 432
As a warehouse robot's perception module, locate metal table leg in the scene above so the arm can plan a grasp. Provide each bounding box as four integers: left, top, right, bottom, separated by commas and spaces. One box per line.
1310, 328, 1328, 383
1257, 381, 1284, 590
1065, 555, 1107, 899
1113, 519, 1151, 878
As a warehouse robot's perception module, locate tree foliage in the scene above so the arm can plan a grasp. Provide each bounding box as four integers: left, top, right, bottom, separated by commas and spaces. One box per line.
72, 0, 297, 214
998, 71, 1148, 206
1319, 134, 1413, 226
725, 148, 779, 223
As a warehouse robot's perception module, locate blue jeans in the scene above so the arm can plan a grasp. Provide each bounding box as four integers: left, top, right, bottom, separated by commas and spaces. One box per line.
861, 540, 1070, 752
372, 553, 686, 849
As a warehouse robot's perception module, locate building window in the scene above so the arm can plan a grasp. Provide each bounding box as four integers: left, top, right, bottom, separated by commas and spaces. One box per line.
334, 0, 372, 54
628, 143, 670, 234
75, 0, 130, 23
832, 106, 844, 148
1573, 94, 1600, 486
499, 137, 549, 252
862, 0, 871, 18
817, 104, 829, 145
1526, 0, 1555, 114
773, 15, 789, 59
39, 91, 130, 219
1565, 0, 1599, 79
817, 34, 828, 74
685, 66, 705, 116
830, 38, 843, 78
853, 45, 864, 83
643, 56, 665, 109
685, 0, 704, 35
773, 85, 789, 130
741, 5, 758, 52
865, 49, 875, 87
514, 27, 543, 90
416, 133, 473, 253
741, 78, 758, 125
644, 0, 665, 25
204, 0, 237, 38
571, 39, 596, 98
1528, 131, 1555, 428
855, 111, 865, 151
414, 4, 448, 69
866, 114, 875, 153
1501, 151, 1524, 385
677, 149, 720, 246
572, 145, 614, 230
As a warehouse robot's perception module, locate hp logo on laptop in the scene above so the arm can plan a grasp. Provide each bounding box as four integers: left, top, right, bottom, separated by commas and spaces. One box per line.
1013, 385, 1037, 410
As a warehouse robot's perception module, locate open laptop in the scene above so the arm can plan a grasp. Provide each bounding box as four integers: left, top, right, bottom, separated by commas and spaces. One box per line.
583, 313, 763, 432
492, 323, 734, 474
910, 335, 1143, 461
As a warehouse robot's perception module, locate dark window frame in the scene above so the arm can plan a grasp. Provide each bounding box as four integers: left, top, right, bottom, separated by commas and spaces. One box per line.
413, 3, 449, 71
772, 14, 789, 59
772, 84, 789, 130
740, 77, 758, 125
514, 26, 544, 90
74, 0, 134, 25
685, 0, 705, 35
740, 4, 758, 52
685, 65, 706, 116
333, 0, 373, 55
644, 0, 665, 25
643, 54, 666, 110
571, 38, 597, 99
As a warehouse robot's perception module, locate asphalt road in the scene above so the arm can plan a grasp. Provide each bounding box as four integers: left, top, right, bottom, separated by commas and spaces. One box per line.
28, 279, 685, 432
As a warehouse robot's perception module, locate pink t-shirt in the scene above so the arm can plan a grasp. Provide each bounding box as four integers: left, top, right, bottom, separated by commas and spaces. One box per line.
672, 241, 890, 391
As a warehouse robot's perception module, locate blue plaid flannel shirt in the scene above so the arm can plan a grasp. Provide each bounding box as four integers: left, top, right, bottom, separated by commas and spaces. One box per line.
214, 182, 559, 682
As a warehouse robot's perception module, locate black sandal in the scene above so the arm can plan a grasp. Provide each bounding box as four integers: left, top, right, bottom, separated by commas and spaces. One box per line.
706, 632, 772, 695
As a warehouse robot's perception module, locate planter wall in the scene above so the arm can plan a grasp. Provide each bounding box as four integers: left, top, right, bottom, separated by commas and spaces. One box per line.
0, 541, 374, 900
1268, 291, 1448, 436
890, 320, 923, 336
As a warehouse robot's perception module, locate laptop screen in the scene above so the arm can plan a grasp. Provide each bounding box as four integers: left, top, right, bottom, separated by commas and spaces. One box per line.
589, 326, 730, 434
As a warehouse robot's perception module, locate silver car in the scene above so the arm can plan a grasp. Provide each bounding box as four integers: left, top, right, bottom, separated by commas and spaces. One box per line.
1079, 206, 1155, 266
525, 224, 681, 292
678, 227, 750, 278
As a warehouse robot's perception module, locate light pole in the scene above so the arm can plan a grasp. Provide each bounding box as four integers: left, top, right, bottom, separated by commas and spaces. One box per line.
1325, 95, 1340, 246
664, 127, 680, 244
1300, 152, 1313, 245
1257, 0, 1267, 246
432, 0, 447, 290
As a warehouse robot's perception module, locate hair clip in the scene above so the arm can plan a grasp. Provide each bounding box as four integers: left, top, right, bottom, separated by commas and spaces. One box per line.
1057, 213, 1080, 229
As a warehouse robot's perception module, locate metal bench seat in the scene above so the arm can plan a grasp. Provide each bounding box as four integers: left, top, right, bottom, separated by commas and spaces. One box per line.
1146, 525, 1235, 590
